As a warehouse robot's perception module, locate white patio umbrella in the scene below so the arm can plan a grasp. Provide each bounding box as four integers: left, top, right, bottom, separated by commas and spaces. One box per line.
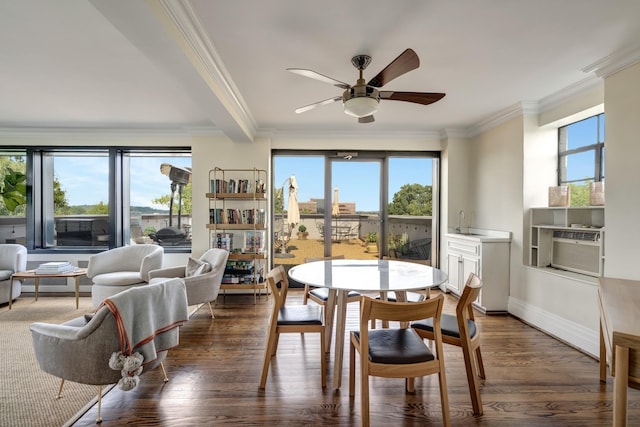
287, 175, 300, 229
332, 186, 340, 240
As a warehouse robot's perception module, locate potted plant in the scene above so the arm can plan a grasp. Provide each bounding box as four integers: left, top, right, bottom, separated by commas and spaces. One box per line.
297, 224, 309, 239
365, 232, 378, 254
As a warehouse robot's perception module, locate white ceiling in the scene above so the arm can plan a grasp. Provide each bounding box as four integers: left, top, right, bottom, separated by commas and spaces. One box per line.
2, 0, 640, 141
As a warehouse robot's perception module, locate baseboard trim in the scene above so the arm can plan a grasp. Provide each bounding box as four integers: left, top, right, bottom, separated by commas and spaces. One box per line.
508, 296, 599, 358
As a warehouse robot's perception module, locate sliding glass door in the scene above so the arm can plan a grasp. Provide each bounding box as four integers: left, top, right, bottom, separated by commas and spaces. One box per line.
272, 150, 438, 271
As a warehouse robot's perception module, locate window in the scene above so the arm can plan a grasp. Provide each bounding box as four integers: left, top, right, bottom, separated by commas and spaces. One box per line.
0, 147, 191, 251
558, 113, 605, 206
0, 150, 27, 245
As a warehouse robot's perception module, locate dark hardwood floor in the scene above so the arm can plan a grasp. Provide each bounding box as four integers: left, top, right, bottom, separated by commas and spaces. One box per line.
72, 290, 639, 426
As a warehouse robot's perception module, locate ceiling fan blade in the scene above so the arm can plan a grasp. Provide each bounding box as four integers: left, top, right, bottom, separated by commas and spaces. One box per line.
294, 96, 342, 114
358, 115, 375, 124
367, 49, 420, 88
287, 68, 351, 89
379, 91, 446, 105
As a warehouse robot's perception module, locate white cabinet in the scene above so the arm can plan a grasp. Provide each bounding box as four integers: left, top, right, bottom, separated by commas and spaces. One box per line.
445, 230, 511, 313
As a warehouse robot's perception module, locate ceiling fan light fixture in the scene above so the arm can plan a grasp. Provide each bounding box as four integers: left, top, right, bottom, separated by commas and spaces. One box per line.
343, 96, 378, 118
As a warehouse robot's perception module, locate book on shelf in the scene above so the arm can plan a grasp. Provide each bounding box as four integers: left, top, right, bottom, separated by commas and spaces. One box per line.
35, 261, 76, 274
209, 208, 265, 225
214, 233, 234, 252
243, 230, 265, 253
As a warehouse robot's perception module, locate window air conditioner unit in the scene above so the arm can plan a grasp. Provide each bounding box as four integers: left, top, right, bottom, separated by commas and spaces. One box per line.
551, 230, 601, 277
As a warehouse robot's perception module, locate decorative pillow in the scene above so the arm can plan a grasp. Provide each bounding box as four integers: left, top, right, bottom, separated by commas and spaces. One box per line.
185, 257, 212, 277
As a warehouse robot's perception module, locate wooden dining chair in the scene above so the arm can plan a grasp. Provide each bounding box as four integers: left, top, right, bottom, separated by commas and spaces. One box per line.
349, 294, 450, 427
259, 265, 326, 389
302, 256, 362, 322
370, 257, 431, 329
411, 272, 485, 415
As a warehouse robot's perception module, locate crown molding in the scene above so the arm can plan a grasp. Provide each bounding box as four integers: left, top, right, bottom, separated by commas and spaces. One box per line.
0, 125, 221, 139
439, 128, 469, 140
582, 43, 640, 78
467, 101, 539, 137
270, 129, 441, 142
537, 75, 603, 113
151, 0, 257, 139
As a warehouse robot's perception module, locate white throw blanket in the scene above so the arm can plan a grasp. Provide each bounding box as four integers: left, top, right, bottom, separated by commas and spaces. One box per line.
98, 278, 189, 390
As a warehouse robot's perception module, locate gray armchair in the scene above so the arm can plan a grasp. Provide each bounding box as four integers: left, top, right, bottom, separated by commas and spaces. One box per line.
87, 244, 164, 306
30, 278, 188, 424
149, 248, 229, 318
0, 244, 27, 305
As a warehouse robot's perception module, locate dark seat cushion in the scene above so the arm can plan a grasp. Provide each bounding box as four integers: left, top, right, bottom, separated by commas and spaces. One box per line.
352, 329, 434, 364
278, 306, 323, 325
309, 287, 360, 301
412, 313, 477, 339
375, 291, 424, 303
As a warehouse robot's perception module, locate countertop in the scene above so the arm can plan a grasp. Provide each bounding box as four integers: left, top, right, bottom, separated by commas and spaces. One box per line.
445, 227, 512, 242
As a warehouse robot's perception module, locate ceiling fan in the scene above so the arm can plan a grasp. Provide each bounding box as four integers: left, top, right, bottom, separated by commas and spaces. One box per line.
287, 48, 445, 123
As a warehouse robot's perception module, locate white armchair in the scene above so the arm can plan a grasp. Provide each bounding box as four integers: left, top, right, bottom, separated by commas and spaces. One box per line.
87, 244, 164, 306
149, 248, 229, 318
0, 244, 27, 305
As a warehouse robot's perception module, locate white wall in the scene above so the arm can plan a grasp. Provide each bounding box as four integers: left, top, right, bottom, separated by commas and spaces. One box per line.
602, 62, 640, 279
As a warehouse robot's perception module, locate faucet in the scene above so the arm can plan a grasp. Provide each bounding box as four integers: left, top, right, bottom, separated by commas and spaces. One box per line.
456, 210, 465, 233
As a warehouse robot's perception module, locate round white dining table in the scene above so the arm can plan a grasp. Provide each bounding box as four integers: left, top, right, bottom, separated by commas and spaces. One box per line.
288, 258, 448, 389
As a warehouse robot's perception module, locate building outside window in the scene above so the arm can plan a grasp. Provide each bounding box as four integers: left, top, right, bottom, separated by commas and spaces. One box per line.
558, 113, 605, 206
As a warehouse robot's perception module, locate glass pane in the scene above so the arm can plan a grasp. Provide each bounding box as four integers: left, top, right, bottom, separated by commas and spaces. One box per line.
564, 151, 595, 182
129, 154, 192, 247
0, 151, 27, 244
599, 113, 605, 142
333, 160, 381, 260
566, 116, 598, 150
387, 157, 433, 263
53, 153, 110, 247
273, 156, 325, 266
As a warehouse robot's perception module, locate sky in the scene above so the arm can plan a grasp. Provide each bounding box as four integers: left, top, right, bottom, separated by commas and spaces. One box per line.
54, 155, 192, 208
274, 156, 433, 212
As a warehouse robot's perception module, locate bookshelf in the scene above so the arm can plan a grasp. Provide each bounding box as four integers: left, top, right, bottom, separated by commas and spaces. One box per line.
207, 167, 268, 302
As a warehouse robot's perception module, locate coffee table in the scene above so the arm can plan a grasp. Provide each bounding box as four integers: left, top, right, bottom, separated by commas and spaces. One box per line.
9, 268, 88, 310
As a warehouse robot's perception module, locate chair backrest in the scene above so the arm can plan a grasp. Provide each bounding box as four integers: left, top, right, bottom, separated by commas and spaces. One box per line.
382, 256, 430, 265
457, 273, 483, 323
304, 254, 345, 263
266, 265, 290, 309
360, 293, 444, 327
0, 244, 27, 272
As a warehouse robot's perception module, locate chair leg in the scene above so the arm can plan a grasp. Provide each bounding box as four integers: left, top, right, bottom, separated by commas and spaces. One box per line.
303, 285, 309, 305
160, 362, 169, 382
437, 369, 451, 427
96, 385, 103, 424
349, 338, 356, 397
475, 346, 486, 379
406, 377, 415, 393
461, 344, 483, 415
207, 302, 215, 319
56, 379, 65, 399
320, 328, 326, 388
360, 362, 370, 427
260, 330, 278, 389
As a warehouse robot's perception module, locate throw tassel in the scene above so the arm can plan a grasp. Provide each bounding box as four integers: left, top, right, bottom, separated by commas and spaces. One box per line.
109, 351, 144, 391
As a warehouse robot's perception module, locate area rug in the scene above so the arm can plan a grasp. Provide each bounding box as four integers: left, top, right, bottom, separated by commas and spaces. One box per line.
0, 296, 106, 427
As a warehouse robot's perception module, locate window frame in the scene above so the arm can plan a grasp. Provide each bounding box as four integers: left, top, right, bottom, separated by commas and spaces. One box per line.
16, 146, 192, 253
558, 113, 605, 186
